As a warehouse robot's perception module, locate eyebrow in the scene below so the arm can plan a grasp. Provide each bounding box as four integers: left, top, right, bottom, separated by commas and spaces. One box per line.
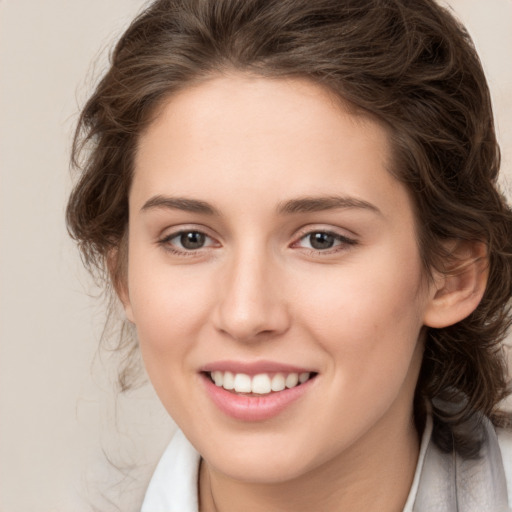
276, 196, 382, 216
140, 194, 381, 217
141, 195, 220, 215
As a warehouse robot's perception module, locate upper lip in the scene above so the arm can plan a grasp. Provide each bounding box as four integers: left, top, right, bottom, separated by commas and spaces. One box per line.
200, 360, 315, 376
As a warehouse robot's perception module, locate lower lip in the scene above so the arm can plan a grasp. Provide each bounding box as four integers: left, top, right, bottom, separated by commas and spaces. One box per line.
200, 374, 315, 421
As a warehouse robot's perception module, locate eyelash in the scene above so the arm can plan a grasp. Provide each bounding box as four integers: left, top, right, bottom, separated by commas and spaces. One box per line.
291, 230, 358, 255
157, 229, 357, 256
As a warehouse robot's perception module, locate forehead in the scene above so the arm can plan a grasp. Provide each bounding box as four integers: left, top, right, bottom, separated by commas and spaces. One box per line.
132, 74, 408, 221
137, 74, 387, 158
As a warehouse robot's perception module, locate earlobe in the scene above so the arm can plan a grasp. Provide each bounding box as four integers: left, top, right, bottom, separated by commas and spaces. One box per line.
423, 241, 488, 329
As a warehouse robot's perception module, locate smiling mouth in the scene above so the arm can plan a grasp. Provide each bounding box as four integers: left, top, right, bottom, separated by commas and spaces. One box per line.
205, 371, 317, 396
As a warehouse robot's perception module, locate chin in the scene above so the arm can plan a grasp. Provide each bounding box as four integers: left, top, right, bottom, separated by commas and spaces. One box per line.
198, 428, 328, 484
210, 452, 311, 484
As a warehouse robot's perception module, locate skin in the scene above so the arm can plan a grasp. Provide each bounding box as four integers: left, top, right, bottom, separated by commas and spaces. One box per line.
121, 74, 484, 511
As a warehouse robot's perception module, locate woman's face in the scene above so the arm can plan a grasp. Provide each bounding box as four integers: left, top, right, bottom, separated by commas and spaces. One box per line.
124, 75, 435, 483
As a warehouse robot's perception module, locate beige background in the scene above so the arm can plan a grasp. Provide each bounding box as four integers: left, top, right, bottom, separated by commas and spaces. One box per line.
0, 1, 511, 511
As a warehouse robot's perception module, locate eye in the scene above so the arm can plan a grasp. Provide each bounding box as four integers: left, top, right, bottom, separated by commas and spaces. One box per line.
304, 232, 338, 250
176, 231, 207, 250
159, 230, 218, 252
294, 231, 357, 252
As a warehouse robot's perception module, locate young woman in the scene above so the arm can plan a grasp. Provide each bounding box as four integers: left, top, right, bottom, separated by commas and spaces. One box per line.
67, 0, 512, 510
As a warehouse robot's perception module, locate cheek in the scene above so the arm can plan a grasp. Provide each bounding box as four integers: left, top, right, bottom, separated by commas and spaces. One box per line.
126, 254, 214, 356
296, 262, 426, 431
125, 257, 217, 417
294, 248, 426, 371
304, 265, 422, 323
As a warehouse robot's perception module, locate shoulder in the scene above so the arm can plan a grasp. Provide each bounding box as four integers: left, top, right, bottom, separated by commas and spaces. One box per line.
497, 427, 512, 508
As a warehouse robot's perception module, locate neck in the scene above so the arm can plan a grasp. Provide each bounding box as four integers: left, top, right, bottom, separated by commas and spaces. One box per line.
199, 407, 420, 512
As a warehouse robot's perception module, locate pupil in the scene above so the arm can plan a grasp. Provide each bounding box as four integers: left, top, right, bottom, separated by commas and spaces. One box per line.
310, 232, 334, 250
181, 231, 205, 249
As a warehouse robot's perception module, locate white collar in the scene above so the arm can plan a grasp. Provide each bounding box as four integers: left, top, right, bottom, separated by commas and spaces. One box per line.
141, 428, 200, 512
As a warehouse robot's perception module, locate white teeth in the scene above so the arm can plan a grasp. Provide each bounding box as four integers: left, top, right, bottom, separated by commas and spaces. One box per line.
210, 371, 312, 394
233, 373, 252, 393
223, 371, 235, 390
299, 372, 309, 384
212, 371, 223, 387
252, 374, 272, 394
271, 373, 286, 392
285, 373, 299, 388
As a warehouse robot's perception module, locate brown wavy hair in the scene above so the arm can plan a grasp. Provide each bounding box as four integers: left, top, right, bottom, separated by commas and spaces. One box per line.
67, 0, 512, 455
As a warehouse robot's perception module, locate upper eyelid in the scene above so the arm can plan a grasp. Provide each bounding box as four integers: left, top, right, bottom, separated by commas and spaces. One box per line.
292, 232, 357, 248
158, 224, 219, 240
161, 230, 214, 242
292, 224, 358, 241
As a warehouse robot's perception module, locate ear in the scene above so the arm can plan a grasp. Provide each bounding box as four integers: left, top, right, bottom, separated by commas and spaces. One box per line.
107, 246, 135, 323
423, 241, 488, 328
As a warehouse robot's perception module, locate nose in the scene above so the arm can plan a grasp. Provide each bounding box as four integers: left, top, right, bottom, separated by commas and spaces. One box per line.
213, 249, 291, 342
